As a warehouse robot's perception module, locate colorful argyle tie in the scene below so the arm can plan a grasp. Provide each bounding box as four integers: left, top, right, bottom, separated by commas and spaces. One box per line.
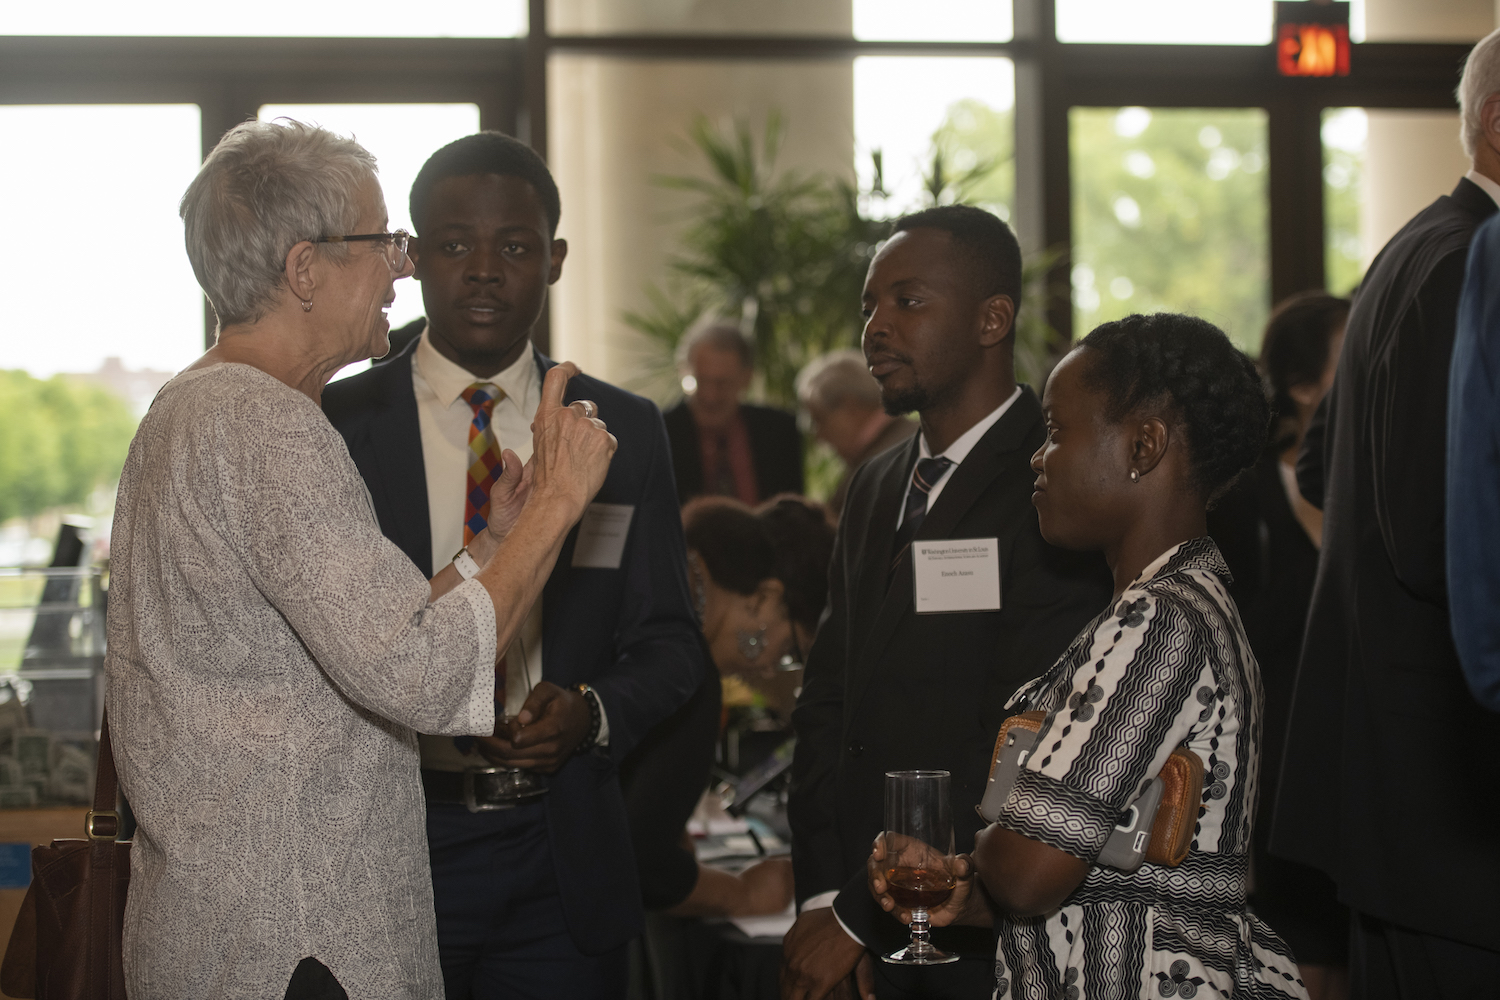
461, 382, 506, 545
890, 456, 954, 583
455, 381, 507, 755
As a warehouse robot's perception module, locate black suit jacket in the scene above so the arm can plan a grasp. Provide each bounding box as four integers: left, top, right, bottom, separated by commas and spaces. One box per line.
1273, 178, 1500, 949
662, 399, 804, 503
322, 334, 706, 952
788, 387, 1112, 949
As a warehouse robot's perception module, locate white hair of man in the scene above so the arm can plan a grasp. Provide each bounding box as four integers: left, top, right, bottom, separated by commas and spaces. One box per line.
1459, 27, 1500, 159
180, 119, 379, 328
796, 348, 883, 414
675, 319, 755, 372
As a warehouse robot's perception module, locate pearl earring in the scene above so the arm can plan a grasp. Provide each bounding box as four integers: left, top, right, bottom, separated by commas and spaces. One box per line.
1129, 469, 1140, 483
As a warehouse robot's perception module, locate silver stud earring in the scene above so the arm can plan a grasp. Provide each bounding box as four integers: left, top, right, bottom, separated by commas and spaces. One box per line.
1129, 469, 1140, 483
300, 300, 313, 313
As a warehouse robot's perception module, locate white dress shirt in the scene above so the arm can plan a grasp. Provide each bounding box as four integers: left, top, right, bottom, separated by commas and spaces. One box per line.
1466, 168, 1500, 210
410, 328, 607, 769
804, 385, 1023, 929
893, 386, 1023, 531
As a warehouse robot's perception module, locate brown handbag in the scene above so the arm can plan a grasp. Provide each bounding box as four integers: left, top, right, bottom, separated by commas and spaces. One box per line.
983, 710, 1204, 867
1, 711, 129, 999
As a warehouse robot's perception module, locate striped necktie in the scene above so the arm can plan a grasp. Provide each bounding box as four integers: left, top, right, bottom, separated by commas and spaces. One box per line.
461, 382, 506, 545
455, 381, 507, 754
890, 456, 954, 583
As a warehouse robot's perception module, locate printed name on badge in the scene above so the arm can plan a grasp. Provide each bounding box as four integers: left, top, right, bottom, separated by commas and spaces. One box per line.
912, 537, 1001, 614
571, 503, 635, 568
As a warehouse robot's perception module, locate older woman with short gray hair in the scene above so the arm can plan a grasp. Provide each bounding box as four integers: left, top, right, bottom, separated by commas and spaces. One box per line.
106, 120, 615, 1000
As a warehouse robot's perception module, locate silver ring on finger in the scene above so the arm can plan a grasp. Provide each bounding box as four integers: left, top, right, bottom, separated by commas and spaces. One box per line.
575, 399, 597, 419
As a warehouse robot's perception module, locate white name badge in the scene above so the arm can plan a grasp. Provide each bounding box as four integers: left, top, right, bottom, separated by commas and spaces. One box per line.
912, 538, 1002, 614
571, 503, 635, 569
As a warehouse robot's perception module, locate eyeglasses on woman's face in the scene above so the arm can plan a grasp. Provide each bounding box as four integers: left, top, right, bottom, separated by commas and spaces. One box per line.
311, 229, 412, 274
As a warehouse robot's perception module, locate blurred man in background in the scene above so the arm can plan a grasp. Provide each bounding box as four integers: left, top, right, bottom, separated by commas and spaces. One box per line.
797, 348, 917, 520
664, 322, 803, 504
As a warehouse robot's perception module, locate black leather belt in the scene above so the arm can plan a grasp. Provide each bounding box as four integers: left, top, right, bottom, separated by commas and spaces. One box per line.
421, 768, 547, 812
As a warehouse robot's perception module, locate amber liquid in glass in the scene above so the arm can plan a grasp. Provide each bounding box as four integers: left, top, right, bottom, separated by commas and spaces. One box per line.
885, 866, 957, 910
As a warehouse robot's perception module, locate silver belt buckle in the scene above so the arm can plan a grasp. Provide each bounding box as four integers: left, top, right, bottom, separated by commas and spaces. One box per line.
462, 766, 546, 813
463, 767, 514, 812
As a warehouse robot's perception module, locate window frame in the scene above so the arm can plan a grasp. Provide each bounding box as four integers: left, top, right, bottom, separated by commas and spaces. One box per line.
1, 1, 1473, 347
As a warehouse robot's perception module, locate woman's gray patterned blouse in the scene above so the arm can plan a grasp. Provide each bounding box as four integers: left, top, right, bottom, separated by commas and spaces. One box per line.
992, 538, 1308, 1000
105, 364, 497, 999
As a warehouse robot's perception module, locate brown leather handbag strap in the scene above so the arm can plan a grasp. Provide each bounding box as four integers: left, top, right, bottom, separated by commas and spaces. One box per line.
88, 709, 120, 840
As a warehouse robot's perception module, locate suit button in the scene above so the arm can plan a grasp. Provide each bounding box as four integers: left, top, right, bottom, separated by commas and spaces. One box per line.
848, 742, 863, 756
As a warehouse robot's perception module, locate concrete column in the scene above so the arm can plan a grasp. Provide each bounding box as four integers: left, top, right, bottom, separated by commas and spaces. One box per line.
547, 0, 854, 394
1359, 0, 1493, 264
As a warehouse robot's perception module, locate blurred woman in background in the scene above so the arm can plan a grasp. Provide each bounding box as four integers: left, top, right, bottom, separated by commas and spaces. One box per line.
621, 495, 834, 920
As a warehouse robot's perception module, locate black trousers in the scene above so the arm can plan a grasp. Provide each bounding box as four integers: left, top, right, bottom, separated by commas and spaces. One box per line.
284, 958, 347, 1000
1350, 912, 1500, 999
427, 801, 629, 999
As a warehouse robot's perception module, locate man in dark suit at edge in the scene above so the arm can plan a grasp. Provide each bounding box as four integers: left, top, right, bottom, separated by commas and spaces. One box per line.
663, 321, 804, 504
1274, 31, 1500, 994
781, 206, 1112, 1000
323, 132, 704, 998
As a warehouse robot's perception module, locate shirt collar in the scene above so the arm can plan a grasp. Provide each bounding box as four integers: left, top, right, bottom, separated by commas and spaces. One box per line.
1129, 536, 1232, 591
1466, 169, 1500, 210
414, 323, 538, 408
917, 385, 1023, 464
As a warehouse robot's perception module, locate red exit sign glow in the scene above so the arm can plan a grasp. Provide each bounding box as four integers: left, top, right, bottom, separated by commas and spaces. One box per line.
1275, 2, 1351, 78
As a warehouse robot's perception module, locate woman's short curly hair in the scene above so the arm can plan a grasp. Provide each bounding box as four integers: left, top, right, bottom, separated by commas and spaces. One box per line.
1076, 313, 1270, 506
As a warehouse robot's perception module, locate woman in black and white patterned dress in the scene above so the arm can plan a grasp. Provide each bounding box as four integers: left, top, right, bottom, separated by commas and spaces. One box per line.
867, 314, 1309, 999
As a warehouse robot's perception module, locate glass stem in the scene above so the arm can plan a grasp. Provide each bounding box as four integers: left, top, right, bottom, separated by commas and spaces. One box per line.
909, 907, 931, 955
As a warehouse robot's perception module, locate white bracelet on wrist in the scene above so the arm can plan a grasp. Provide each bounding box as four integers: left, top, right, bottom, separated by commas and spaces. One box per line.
452, 547, 481, 581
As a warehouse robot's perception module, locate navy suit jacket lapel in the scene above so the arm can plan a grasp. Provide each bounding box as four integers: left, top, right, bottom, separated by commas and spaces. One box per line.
366, 348, 432, 574
843, 436, 916, 714
534, 350, 581, 685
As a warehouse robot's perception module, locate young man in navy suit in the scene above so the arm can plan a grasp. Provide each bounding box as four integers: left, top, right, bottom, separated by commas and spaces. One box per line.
322, 133, 705, 999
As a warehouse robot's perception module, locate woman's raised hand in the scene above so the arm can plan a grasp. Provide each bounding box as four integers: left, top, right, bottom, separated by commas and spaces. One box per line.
527, 362, 617, 524
482, 448, 532, 545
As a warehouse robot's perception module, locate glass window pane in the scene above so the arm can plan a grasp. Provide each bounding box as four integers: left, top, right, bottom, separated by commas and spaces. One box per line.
1070, 107, 1269, 352
1323, 108, 1365, 296
855, 0, 1012, 42
0, 105, 203, 382
854, 57, 1015, 223
256, 103, 483, 379
1056, 0, 1375, 45
1057, 0, 1273, 45
550, 0, 847, 35
6, 0, 524, 36
1321, 107, 1468, 297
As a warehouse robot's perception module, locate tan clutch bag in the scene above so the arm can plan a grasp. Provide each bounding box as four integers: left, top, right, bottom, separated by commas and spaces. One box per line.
979, 710, 1203, 869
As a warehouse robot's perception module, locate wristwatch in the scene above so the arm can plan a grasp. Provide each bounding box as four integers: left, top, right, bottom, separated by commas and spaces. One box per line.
452, 546, 480, 581
575, 683, 603, 751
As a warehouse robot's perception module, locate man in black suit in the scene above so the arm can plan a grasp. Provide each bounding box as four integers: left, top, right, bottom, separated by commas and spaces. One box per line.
781, 206, 1111, 1000
1273, 33, 1500, 994
323, 132, 704, 998
663, 322, 804, 504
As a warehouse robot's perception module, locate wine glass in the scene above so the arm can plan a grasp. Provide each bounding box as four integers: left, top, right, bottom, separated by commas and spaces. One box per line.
881, 770, 960, 965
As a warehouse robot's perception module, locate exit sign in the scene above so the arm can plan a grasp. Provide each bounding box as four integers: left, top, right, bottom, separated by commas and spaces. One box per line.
1275, 1, 1351, 77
